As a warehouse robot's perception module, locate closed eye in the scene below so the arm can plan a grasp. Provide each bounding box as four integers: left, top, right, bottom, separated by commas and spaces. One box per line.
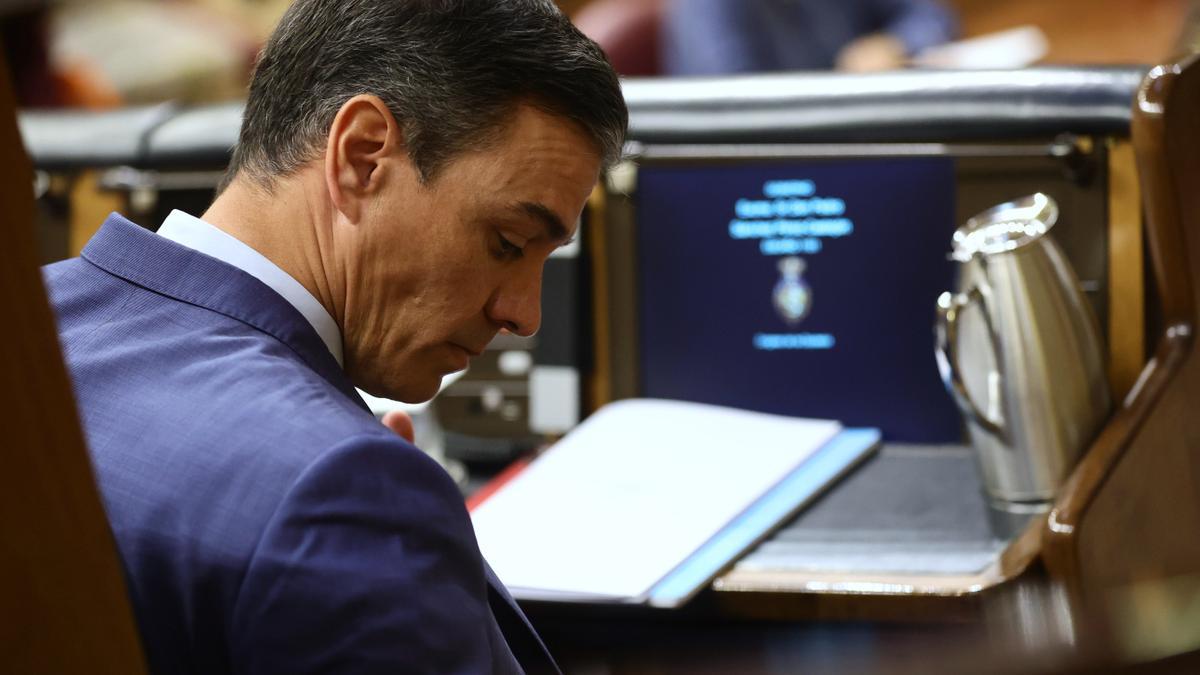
494, 233, 525, 260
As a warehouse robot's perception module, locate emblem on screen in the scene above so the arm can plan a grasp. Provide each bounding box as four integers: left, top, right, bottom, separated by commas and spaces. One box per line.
772, 256, 812, 325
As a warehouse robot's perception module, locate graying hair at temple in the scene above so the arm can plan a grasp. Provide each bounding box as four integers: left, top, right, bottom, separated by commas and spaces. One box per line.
222, 0, 628, 192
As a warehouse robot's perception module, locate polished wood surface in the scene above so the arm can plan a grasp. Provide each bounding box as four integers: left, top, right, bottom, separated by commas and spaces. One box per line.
948, 0, 1190, 65
585, 184, 614, 411
1043, 53, 1200, 605
68, 170, 125, 257
0, 53, 147, 673
1106, 139, 1146, 400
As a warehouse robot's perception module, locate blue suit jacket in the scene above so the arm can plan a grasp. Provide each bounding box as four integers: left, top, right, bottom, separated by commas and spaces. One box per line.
663, 0, 957, 75
43, 214, 558, 675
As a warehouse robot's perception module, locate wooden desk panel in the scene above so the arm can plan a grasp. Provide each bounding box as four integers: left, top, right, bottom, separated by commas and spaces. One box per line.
0, 52, 146, 674
949, 0, 1190, 65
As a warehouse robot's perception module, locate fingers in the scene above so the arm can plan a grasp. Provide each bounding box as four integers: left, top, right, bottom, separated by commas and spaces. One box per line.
381, 410, 416, 445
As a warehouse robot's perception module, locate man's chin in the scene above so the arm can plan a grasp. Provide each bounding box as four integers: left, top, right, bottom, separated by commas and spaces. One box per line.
383, 376, 443, 404
354, 370, 443, 405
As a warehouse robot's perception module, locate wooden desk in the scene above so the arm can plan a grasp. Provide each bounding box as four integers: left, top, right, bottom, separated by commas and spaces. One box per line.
526, 573, 1200, 674
582, 54, 1200, 636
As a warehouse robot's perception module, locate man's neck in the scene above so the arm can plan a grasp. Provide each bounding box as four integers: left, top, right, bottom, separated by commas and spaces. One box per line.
201, 173, 345, 329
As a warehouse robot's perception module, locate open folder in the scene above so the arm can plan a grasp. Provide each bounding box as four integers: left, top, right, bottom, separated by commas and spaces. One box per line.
470, 399, 881, 608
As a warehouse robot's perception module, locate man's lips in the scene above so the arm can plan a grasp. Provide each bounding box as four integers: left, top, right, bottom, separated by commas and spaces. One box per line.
450, 342, 486, 358
448, 341, 484, 357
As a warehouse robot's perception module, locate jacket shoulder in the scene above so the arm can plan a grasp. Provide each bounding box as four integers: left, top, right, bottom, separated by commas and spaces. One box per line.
230, 431, 496, 673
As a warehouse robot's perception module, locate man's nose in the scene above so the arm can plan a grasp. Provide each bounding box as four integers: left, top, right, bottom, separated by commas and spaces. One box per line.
487, 266, 542, 337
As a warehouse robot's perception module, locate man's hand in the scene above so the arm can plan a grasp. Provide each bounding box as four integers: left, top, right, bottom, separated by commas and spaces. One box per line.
835, 34, 908, 72
382, 410, 415, 444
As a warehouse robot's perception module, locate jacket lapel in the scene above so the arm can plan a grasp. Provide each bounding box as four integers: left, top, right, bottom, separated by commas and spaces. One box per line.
81, 213, 367, 411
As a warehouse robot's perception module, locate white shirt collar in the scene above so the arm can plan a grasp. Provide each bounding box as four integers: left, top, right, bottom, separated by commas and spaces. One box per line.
157, 210, 344, 368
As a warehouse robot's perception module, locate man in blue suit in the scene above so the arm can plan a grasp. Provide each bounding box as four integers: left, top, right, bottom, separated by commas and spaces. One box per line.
43, 1, 627, 672
662, 0, 957, 74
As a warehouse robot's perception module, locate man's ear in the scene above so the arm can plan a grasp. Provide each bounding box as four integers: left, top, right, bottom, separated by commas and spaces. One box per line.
325, 94, 401, 223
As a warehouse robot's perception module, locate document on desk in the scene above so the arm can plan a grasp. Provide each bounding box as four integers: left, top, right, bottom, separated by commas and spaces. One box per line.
470, 398, 879, 607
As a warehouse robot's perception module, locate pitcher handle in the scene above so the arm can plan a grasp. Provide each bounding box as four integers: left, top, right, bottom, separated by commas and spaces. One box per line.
935, 287, 1006, 439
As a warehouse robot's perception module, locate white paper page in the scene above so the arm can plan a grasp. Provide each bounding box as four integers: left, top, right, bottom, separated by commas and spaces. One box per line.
470, 399, 840, 600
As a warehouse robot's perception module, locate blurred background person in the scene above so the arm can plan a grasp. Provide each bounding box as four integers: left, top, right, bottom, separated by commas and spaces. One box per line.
1, 0, 290, 109
571, 0, 666, 76
660, 0, 958, 74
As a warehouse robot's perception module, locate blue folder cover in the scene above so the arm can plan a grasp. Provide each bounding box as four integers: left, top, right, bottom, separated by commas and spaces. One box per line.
645, 428, 882, 608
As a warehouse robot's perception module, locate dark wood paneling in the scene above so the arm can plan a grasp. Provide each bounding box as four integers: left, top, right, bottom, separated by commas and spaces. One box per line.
1042, 54, 1200, 605
0, 51, 147, 674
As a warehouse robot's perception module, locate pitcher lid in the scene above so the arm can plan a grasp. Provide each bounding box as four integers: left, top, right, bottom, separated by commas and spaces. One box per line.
951, 193, 1059, 262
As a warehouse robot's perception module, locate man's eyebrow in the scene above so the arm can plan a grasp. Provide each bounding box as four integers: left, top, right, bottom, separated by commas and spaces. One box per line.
515, 201, 575, 246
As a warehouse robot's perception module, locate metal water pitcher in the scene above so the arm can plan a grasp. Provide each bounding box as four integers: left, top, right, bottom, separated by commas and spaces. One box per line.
935, 193, 1111, 523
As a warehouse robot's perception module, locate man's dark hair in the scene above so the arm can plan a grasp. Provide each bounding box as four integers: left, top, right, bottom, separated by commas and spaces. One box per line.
223, 0, 627, 191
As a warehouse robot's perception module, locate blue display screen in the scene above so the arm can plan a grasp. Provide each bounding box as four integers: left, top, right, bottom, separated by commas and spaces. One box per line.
635, 157, 963, 442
